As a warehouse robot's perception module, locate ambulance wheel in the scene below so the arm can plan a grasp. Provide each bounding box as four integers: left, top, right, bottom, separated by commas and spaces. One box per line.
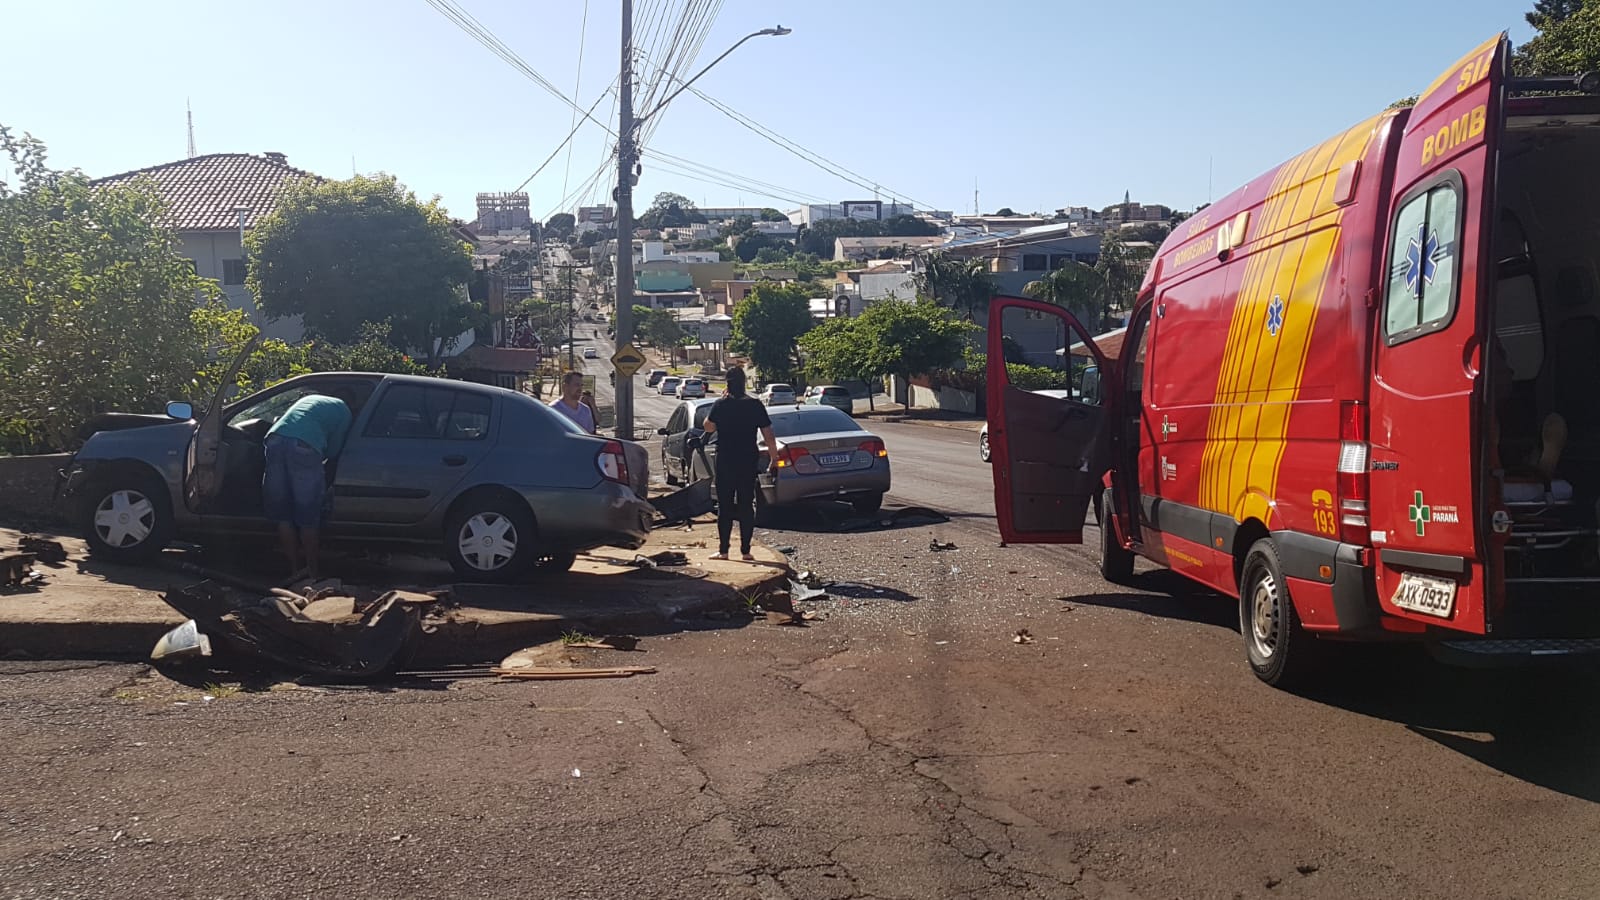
1239, 538, 1321, 689
1097, 489, 1135, 584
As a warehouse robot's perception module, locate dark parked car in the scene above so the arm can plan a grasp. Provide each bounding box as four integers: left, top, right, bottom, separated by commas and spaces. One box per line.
60, 370, 653, 583
688, 405, 889, 517
657, 398, 719, 485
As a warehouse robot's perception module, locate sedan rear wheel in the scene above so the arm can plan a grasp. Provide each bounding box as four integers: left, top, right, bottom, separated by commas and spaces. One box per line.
446, 498, 537, 583
979, 432, 991, 463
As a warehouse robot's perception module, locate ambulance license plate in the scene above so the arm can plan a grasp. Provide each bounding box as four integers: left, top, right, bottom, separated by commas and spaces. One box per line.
1391, 572, 1456, 618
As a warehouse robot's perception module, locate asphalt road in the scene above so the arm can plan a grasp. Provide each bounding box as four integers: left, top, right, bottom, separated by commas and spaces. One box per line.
10, 379, 1600, 896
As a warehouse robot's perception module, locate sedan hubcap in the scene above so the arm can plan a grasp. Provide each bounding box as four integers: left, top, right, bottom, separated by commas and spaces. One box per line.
94, 489, 155, 548
458, 512, 518, 571
1250, 574, 1280, 660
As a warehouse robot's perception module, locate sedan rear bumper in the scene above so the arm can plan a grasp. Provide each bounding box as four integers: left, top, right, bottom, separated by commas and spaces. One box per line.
760, 460, 889, 507
524, 482, 653, 552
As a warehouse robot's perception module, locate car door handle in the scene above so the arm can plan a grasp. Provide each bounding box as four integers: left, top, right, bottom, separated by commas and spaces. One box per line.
442, 454, 468, 467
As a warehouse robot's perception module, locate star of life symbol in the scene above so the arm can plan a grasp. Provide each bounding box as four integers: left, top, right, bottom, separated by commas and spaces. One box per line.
1266, 294, 1284, 337
1404, 224, 1445, 297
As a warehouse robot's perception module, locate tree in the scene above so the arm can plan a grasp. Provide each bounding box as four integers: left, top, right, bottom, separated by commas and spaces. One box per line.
729, 282, 813, 383
916, 253, 996, 322
247, 174, 477, 366
632, 305, 685, 349
759, 207, 788, 222
992, 207, 1017, 216
882, 214, 939, 236
754, 245, 790, 264
1514, 0, 1600, 75
637, 191, 706, 229
733, 230, 776, 263
0, 126, 264, 453
798, 300, 972, 410
1093, 231, 1150, 330
1121, 221, 1172, 245
544, 212, 575, 238
1023, 262, 1105, 324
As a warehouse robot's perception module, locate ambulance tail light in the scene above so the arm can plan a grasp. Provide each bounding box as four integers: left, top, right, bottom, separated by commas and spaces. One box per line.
1337, 401, 1370, 543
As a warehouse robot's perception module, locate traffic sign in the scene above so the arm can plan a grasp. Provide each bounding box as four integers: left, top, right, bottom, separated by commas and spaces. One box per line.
610, 343, 647, 377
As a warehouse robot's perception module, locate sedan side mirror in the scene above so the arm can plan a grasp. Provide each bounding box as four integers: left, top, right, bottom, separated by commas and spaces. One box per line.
656, 427, 669, 435
166, 401, 195, 420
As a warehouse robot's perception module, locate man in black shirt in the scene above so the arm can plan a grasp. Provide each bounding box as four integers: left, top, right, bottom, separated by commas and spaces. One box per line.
702, 367, 778, 560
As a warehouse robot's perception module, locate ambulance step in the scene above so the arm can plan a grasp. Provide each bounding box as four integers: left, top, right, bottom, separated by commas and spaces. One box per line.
1430, 638, 1600, 667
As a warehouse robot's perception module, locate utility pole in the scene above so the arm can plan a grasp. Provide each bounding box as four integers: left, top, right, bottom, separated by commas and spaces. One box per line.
612, 0, 637, 439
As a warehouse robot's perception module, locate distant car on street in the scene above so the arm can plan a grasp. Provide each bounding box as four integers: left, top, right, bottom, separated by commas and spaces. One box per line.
803, 385, 853, 415
659, 376, 681, 396
655, 398, 719, 485
758, 383, 797, 406
583, 347, 598, 359
59, 368, 653, 583
689, 405, 889, 517
646, 369, 668, 387
679, 378, 707, 399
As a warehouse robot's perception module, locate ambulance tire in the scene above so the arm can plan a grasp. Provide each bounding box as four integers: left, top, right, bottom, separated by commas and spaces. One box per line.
1239, 538, 1322, 689
1097, 488, 1135, 584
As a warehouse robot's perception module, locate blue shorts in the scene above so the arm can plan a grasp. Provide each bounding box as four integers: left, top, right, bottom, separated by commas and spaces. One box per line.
263, 434, 328, 528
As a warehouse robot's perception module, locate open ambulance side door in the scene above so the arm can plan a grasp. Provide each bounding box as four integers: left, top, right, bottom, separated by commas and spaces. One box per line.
183, 336, 260, 513
986, 296, 1115, 544
1367, 35, 1507, 633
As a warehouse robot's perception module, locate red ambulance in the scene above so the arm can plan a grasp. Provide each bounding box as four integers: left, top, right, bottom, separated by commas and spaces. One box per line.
985, 34, 1600, 686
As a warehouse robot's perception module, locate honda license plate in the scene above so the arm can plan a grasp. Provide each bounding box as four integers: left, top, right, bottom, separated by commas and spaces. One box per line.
817, 452, 851, 466
1391, 571, 1456, 619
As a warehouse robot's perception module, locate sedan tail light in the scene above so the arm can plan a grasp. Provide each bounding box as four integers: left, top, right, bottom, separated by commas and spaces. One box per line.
596, 440, 630, 485
858, 438, 888, 459
774, 445, 810, 469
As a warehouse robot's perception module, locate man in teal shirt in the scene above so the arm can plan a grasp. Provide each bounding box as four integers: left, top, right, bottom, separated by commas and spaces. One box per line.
263, 393, 353, 580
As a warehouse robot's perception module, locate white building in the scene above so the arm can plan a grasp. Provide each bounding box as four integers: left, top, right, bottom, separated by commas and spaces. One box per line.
92, 152, 316, 343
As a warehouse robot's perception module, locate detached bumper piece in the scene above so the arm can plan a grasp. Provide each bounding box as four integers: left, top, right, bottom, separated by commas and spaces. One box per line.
1429, 637, 1600, 667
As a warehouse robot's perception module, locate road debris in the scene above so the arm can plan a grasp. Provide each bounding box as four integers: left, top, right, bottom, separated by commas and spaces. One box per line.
154, 581, 432, 679
1013, 629, 1034, 645
565, 635, 641, 651
0, 553, 44, 590
18, 536, 67, 564
929, 538, 958, 552
789, 578, 827, 602
492, 666, 656, 680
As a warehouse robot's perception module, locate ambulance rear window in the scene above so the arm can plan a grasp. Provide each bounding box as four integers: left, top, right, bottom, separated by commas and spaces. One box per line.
1384, 180, 1461, 342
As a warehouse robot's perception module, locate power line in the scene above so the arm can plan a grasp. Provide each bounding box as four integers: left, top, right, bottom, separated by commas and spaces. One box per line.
512, 82, 616, 194
560, 0, 591, 200
638, 53, 933, 210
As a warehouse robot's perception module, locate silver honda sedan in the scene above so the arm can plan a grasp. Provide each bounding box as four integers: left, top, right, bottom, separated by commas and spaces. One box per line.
59, 371, 653, 583
689, 405, 889, 516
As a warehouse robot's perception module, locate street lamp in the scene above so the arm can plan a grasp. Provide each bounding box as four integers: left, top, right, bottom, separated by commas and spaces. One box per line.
638, 26, 792, 124
613, 21, 791, 440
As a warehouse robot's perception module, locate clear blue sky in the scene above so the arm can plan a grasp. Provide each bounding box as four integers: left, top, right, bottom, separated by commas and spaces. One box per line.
2, 1, 1532, 222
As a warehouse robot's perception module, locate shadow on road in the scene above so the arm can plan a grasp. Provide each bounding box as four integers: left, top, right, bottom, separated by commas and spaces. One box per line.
1065, 569, 1241, 631
1299, 650, 1600, 802
758, 502, 953, 535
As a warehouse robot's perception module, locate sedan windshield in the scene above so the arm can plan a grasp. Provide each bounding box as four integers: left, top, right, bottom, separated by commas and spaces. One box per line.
770, 407, 861, 438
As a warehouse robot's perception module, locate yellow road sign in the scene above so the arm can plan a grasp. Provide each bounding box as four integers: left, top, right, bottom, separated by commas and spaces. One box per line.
610, 343, 647, 377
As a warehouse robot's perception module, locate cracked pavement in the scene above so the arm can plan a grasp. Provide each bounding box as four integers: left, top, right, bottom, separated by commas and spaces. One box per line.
7, 425, 1600, 898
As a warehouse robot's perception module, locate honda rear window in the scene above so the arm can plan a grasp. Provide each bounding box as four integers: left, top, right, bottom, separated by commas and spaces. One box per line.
771, 407, 860, 437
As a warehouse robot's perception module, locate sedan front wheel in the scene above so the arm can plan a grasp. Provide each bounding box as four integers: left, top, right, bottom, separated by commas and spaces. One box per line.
81, 475, 172, 564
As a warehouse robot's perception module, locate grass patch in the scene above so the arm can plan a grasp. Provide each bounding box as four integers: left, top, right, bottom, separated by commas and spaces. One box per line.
560, 630, 597, 646
202, 681, 242, 699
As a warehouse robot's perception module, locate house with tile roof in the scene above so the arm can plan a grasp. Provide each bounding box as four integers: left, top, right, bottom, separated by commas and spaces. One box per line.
92, 152, 321, 342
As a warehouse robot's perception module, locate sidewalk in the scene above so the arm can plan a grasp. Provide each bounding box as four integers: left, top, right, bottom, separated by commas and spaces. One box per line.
0, 524, 790, 666
851, 397, 985, 433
